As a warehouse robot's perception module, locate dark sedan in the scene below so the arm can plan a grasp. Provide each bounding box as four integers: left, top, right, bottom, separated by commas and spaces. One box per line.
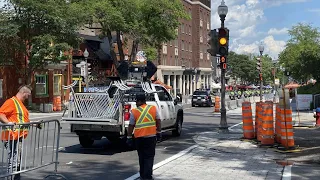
191, 90, 213, 107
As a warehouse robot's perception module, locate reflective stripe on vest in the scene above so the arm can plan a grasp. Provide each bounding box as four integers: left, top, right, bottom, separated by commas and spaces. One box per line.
12, 97, 24, 123
135, 105, 156, 129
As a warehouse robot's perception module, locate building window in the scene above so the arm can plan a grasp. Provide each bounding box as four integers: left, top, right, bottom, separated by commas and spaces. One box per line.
53, 74, 62, 95
163, 45, 167, 54
181, 24, 184, 33
35, 75, 48, 96
207, 53, 210, 61
189, 25, 192, 35
175, 40, 178, 47
182, 40, 184, 51
207, 22, 210, 30
175, 58, 179, 66
162, 55, 167, 65
200, 52, 203, 59
0, 79, 3, 98
189, 43, 192, 52
169, 41, 173, 46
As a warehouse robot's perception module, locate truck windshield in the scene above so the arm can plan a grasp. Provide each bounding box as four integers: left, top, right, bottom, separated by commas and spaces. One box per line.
108, 86, 155, 101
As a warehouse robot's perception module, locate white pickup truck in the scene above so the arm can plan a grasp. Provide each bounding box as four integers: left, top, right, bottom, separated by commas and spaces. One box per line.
62, 83, 184, 147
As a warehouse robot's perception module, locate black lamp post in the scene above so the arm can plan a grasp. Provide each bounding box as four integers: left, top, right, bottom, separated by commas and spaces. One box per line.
258, 43, 264, 101
218, 0, 228, 130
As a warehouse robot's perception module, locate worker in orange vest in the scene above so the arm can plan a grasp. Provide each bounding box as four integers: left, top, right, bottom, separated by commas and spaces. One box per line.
0, 85, 39, 179
127, 94, 161, 180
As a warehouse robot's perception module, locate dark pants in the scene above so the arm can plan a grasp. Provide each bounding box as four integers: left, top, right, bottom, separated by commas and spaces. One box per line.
135, 136, 157, 180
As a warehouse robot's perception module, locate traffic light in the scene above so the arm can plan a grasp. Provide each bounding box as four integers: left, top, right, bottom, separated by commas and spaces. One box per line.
256, 57, 262, 80
207, 29, 218, 56
85, 63, 91, 76
220, 56, 227, 70
217, 28, 229, 56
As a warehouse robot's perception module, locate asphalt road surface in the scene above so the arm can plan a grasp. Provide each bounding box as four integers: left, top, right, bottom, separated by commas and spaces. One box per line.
22, 107, 243, 180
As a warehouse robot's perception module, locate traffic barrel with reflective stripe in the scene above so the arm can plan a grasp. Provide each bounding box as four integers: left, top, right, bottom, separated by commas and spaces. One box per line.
215, 96, 220, 112
242, 101, 254, 139
280, 108, 295, 148
261, 102, 274, 145
275, 104, 281, 143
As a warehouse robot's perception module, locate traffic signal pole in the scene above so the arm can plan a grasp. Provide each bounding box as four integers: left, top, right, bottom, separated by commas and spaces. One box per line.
259, 52, 263, 102
219, 20, 228, 131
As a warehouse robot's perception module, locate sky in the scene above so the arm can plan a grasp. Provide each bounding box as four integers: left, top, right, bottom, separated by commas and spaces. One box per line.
1, 0, 320, 60
211, 0, 320, 59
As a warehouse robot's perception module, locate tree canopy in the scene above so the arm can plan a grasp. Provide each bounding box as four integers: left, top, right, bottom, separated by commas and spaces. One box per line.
0, 0, 189, 83
278, 23, 320, 82
0, 0, 86, 83
227, 51, 275, 85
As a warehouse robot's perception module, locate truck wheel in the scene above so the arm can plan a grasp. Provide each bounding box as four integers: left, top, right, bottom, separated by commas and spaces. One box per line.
172, 114, 183, 137
79, 136, 94, 148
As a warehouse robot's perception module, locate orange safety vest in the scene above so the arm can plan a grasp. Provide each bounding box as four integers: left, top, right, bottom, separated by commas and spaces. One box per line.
132, 104, 157, 138
0, 97, 30, 141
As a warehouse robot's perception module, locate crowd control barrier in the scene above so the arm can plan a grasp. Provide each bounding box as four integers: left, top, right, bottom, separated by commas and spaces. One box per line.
0, 120, 66, 179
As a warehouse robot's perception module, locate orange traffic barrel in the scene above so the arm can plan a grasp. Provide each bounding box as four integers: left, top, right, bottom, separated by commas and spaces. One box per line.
215, 96, 220, 112
261, 102, 274, 145
255, 102, 262, 140
280, 108, 295, 148
275, 104, 281, 143
242, 102, 254, 139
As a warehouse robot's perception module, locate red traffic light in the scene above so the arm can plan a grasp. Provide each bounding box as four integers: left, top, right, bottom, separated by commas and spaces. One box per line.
219, 28, 227, 37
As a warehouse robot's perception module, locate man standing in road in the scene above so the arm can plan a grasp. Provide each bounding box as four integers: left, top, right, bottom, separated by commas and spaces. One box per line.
127, 94, 162, 180
0, 85, 32, 179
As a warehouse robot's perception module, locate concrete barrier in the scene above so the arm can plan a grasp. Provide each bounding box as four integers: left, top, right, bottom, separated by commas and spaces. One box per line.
236, 99, 244, 107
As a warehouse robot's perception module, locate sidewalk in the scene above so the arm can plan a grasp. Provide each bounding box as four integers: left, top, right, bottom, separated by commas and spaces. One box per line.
152, 131, 285, 180
151, 107, 285, 180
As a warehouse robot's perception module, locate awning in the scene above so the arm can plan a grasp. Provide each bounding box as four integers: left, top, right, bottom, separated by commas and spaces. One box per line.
285, 82, 300, 89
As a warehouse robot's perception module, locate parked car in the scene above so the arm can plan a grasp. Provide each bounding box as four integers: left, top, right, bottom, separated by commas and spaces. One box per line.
192, 90, 213, 107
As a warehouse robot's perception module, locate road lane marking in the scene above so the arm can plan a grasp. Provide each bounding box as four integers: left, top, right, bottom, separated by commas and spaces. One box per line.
282, 165, 292, 180
228, 122, 243, 130
125, 144, 199, 180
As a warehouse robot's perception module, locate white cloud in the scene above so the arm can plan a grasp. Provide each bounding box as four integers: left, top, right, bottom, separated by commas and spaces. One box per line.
210, 0, 304, 59
267, 28, 289, 35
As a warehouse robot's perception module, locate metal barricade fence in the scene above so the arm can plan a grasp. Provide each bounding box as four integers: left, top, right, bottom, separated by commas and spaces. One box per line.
0, 120, 66, 179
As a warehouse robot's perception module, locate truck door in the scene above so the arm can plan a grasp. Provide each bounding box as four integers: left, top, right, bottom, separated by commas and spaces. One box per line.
155, 86, 171, 128
162, 87, 176, 127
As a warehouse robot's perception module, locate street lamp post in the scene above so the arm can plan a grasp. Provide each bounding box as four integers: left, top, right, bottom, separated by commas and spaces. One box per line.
258, 43, 264, 101
83, 48, 89, 89
218, 0, 228, 130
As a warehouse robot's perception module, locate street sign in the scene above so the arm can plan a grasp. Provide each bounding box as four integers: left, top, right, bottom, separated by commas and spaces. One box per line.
275, 78, 280, 85
80, 65, 86, 76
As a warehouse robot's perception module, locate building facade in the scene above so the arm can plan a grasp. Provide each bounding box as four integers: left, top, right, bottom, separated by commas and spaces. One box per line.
156, 0, 212, 97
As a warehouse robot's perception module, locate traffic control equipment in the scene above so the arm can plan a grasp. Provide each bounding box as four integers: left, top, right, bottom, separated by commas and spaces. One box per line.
255, 102, 262, 141
242, 102, 254, 139
214, 96, 220, 112
275, 104, 281, 143
280, 108, 295, 148
261, 101, 274, 145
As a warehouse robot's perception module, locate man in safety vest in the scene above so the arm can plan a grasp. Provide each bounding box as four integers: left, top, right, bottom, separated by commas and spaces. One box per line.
0, 85, 32, 179
127, 94, 161, 180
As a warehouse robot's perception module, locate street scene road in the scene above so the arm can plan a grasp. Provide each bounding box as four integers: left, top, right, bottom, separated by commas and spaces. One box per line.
1, 0, 320, 179
24, 106, 243, 180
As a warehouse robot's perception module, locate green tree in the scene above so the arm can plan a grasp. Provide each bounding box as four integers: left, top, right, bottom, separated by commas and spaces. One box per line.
227, 51, 257, 84
0, 0, 86, 84
82, 0, 189, 68
278, 23, 320, 81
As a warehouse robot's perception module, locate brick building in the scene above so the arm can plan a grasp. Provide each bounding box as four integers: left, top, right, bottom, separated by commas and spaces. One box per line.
156, 0, 212, 96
